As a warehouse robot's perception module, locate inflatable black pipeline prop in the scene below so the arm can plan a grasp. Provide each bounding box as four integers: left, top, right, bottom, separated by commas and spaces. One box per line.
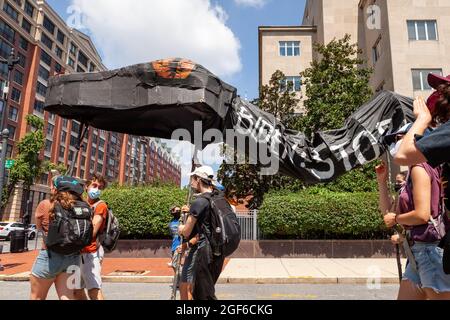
44, 58, 415, 184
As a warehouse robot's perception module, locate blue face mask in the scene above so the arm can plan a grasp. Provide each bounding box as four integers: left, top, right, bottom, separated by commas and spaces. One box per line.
88, 187, 101, 200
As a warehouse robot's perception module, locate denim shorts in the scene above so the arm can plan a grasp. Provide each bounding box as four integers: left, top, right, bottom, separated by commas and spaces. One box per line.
31, 250, 81, 280
404, 242, 450, 293
181, 245, 198, 283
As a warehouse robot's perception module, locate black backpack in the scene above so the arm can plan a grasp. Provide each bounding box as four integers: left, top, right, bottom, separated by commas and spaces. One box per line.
200, 191, 241, 257
95, 201, 120, 253
46, 201, 93, 255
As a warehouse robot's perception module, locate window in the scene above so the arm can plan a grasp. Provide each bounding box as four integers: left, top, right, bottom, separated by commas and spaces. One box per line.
6, 144, 12, 157
78, 51, 88, 67
68, 150, 73, 161
41, 32, 53, 49
70, 135, 77, 147
45, 139, 52, 153
59, 146, 65, 158
60, 131, 67, 144
81, 156, 86, 166
76, 65, 85, 73
47, 124, 54, 137
34, 99, 45, 113
97, 164, 103, 173
12, 0, 22, 7
99, 138, 105, 149
0, 19, 15, 43
8, 106, 18, 121
280, 76, 302, 92
17, 52, 26, 68
0, 38, 12, 59
54, 62, 62, 74
56, 30, 65, 45
36, 81, 47, 96
98, 150, 104, 161
24, 1, 34, 18
68, 57, 75, 68
55, 46, 63, 59
62, 118, 68, 128
3, 2, 19, 22
69, 42, 77, 56
407, 20, 438, 41
40, 50, 52, 66
372, 37, 381, 65
412, 69, 442, 91
279, 41, 300, 57
38, 65, 50, 81
71, 121, 80, 133
21, 18, 31, 34
43, 15, 55, 35
13, 70, 23, 85
7, 125, 15, 140
11, 87, 21, 103
89, 63, 96, 72
19, 35, 28, 50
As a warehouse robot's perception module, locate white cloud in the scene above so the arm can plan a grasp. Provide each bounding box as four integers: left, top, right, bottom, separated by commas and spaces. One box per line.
72, 0, 242, 77
234, 0, 267, 8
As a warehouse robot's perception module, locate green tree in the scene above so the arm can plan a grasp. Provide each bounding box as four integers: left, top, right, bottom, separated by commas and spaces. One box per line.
296, 34, 373, 137
218, 70, 300, 209
0, 115, 66, 218
296, 34, 376, 191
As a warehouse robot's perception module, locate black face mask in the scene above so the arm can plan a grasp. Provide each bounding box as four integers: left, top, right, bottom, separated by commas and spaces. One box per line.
171, 211, 181, 220
394, 183, 404, 192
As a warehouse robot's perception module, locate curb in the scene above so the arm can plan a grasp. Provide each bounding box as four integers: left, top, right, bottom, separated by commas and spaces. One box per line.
0, 274, 400, 285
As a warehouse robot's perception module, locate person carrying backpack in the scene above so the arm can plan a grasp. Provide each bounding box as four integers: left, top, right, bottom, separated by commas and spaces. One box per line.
74, 174, 109, 300
30, 176, 88, 300
178, 166, 240, 300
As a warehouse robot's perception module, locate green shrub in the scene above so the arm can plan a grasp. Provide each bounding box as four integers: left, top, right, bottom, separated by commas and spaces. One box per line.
101, 185, 186, 239
259, 190, 388, 240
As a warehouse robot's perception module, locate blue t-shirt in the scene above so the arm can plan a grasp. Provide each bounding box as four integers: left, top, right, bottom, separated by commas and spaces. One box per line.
169, 219, 181, 253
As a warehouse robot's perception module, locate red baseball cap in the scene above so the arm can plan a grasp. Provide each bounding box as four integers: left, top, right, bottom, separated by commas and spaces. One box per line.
428, 73, 450, 89
426, 91, 440, 114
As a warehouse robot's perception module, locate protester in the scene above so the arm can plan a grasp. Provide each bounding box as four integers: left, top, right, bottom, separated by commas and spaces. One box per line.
74, 175, 108, 300
178, 205, 200, 301
178, 166, 225, 300
377, 125, 450, 300
30, 176, 85, 300
168, 206, 182, 269
395, 74, 450, 167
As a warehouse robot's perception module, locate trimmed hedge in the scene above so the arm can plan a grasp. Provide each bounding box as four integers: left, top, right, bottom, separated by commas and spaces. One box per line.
259, 190, 388, 240
101, 185, 186, 239
101, 186, 388, 240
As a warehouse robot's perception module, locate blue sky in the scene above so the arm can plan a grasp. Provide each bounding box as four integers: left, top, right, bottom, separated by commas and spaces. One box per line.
47, 0, 306, 100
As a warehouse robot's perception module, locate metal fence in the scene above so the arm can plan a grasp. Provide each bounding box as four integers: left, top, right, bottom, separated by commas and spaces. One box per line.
236, 210, 259, 241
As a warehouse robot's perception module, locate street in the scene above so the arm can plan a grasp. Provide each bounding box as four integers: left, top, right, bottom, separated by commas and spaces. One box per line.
0, 282, 398, 300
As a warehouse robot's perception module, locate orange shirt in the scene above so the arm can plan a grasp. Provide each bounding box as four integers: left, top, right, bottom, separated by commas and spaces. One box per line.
35, 199, 52, 250
82, 201, 108, 254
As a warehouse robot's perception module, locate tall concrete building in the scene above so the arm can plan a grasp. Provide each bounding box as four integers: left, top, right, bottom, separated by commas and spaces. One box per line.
0, 0, 181, 222
259, 0, 450, 112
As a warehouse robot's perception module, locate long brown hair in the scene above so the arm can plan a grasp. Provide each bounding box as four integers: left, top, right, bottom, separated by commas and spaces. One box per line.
433, 83, 450, 125
49, 191, 83, 220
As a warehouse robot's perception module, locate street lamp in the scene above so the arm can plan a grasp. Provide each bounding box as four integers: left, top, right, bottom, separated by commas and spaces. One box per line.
0, 49, 20, 220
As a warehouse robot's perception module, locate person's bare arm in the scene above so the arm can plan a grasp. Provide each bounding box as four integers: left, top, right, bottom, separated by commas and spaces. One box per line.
394, 97, 430, 166
92, 215, 104, 239
375, 163, 395, 214
178, 215, 197, 238
395, 166, 431, 226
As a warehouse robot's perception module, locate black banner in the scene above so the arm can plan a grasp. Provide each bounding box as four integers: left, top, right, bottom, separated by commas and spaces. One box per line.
45, 59, 415, 184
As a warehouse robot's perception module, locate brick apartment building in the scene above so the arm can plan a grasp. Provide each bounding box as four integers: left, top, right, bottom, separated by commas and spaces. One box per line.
0, 0, 181, 222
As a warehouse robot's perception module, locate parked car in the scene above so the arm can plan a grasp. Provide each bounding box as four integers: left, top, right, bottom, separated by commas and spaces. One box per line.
0, 222, 37, 240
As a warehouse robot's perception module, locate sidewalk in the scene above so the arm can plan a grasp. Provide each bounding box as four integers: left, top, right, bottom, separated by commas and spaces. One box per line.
0, 250, 405, 284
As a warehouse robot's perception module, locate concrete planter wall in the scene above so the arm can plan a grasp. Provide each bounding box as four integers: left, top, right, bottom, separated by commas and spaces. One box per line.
107, 240, 404, 259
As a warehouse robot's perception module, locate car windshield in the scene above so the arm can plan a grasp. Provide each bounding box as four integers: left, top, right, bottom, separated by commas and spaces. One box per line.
0, 223, 8, 226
